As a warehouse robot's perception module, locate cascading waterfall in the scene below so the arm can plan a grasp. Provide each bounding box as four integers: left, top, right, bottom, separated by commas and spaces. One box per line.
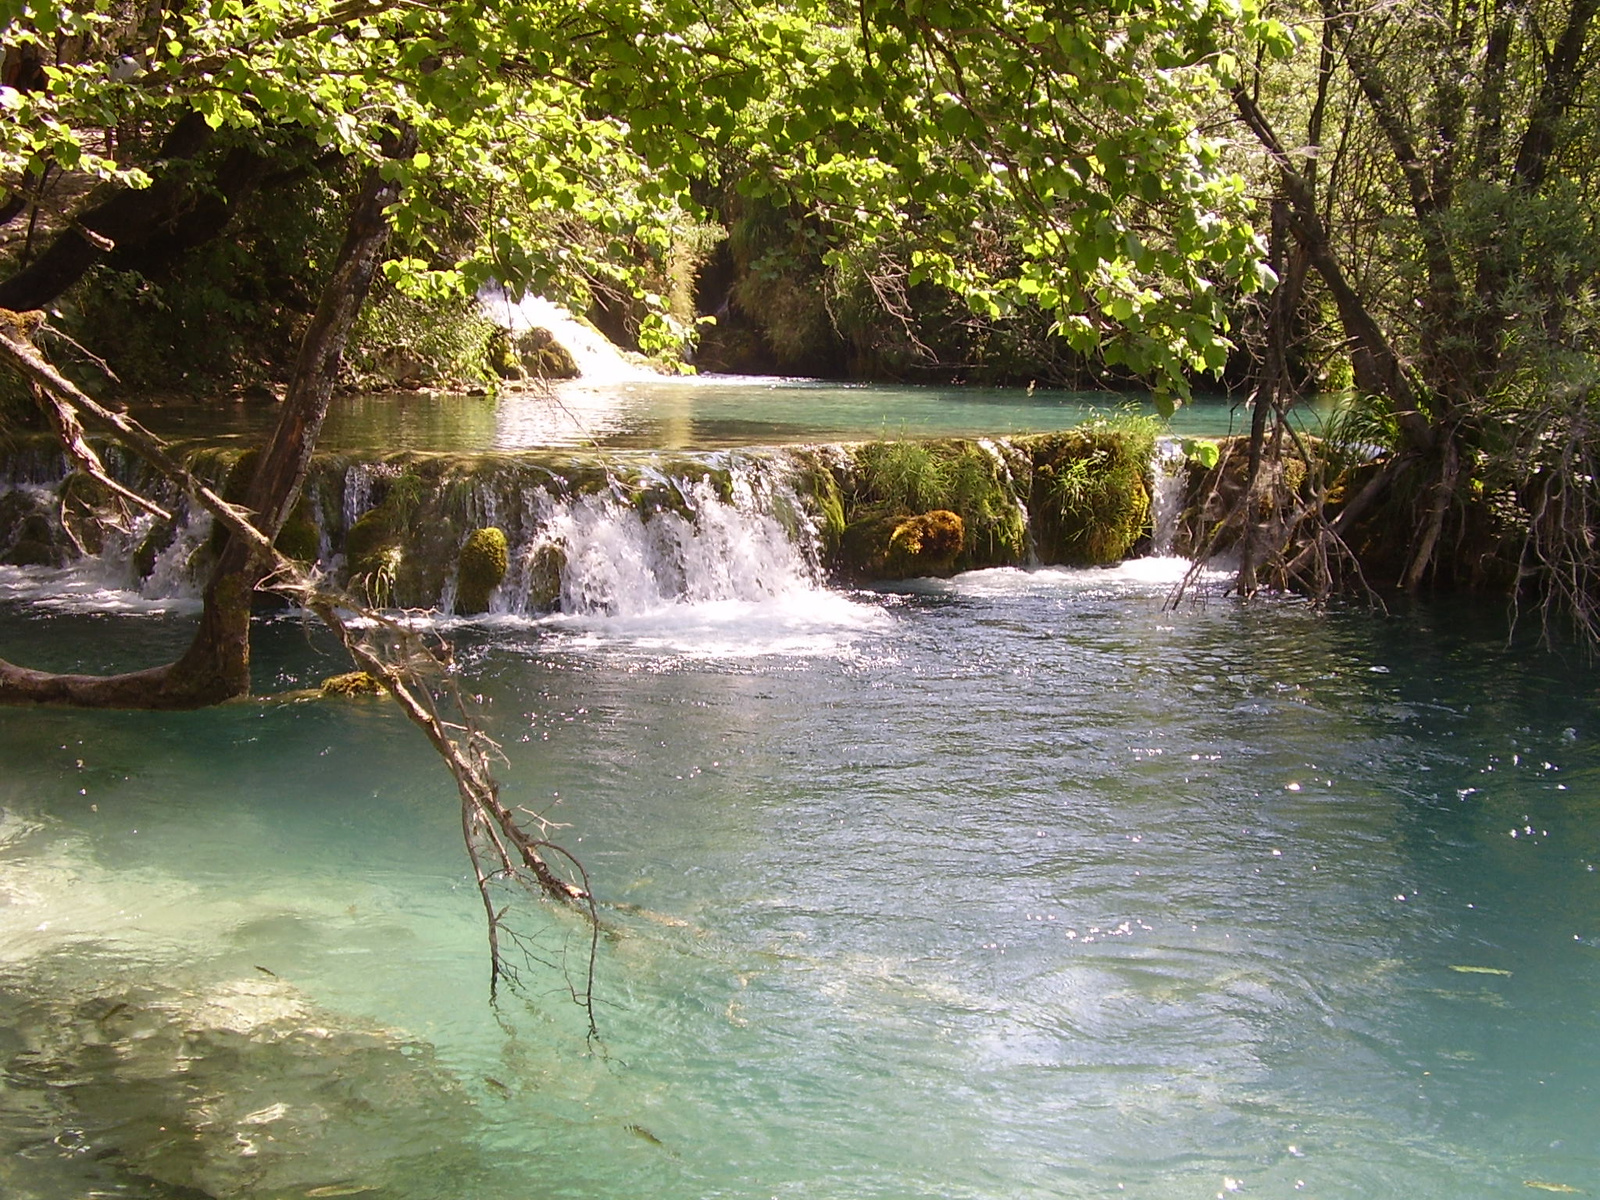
0, 429, 1199, 618
1148, 436, 1189, 556
518, 475, 820, 619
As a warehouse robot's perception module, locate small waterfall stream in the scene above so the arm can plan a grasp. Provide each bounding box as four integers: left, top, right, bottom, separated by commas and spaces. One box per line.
1149, 436, 1189, 556
479, 291, 660, 383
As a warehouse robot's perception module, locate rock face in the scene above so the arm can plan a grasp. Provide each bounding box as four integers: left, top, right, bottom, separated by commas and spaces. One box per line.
886, 510, 965, 577
490, 326, 580, 381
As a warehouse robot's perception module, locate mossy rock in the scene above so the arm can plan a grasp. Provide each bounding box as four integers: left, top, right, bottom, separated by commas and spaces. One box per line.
526, 542, 565, 612
274, 496, 320, 564
513, 327, 580, 380
3, 537, 65, 567
487, 329, 521, 379
1025, 429, 1153, 565
320, 671, 386, 696
839, 438, 1029, 570
345, 507, 402, 577
793, 461, 846, 552
0, 498, 68, 566
456, 526, 509, 614
885, 510, 965, 577
133, 518, 179, 580
836, 505, 966, 580
836, 504, 905, 580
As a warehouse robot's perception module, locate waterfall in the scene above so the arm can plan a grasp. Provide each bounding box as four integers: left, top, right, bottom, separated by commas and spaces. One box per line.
478, 290, 658, 384
2, 432, 1196, 620
504, 461, 822, 619
1148, 437, 1188, 557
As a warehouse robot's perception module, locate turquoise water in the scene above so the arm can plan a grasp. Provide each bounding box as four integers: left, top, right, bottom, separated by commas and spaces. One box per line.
2, 563, 1599, 1198
135, 378, 1273, 452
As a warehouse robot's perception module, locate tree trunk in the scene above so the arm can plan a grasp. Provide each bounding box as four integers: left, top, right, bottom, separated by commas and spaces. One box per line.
0, 150, 406, 708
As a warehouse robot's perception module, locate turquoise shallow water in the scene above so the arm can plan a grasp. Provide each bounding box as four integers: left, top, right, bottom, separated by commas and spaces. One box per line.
1, 564, 1598, 1199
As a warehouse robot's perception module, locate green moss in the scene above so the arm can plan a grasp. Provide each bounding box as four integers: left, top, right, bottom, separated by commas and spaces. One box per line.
345, 287, 499, 390
274, 498, 320, 564
511, 327, 580, 380
456, 526, 510, 614
942, 444, 1028, 566
320, 671, 386, 696
831, 438, 1030, 574
853, 440, 952, 512
1022, 421, 1155, 565
885, 510, 965, 576
345, 507, 400, 577
837, 504, 905, 579
810, 469, 846, 551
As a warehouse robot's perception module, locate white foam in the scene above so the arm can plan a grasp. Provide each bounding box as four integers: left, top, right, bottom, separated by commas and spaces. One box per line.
0, 563, 203, 615
537, 588, 891, 659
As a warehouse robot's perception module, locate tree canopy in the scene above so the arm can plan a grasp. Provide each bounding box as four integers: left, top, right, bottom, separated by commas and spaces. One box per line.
2, 0, 1275, 397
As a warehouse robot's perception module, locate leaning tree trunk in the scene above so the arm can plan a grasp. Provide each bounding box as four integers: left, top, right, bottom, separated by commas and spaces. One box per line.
0, 151, 406, 708
164, 146, 411, 704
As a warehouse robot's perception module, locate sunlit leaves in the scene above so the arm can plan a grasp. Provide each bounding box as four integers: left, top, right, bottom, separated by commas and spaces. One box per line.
0, 0, 1276, 393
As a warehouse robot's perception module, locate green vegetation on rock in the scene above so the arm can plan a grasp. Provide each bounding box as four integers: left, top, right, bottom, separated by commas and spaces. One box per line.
885, 510, 965, 577
320, 671, 386, 696
456, 527, 510, 615
1024, 418, 1158, 566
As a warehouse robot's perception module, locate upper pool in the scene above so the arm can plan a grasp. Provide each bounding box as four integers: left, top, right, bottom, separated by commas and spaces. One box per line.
131, 377, 1307, 454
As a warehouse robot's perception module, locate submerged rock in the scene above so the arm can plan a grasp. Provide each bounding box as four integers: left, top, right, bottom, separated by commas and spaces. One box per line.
320, 671, 386, 696
0, 969, 488, 1200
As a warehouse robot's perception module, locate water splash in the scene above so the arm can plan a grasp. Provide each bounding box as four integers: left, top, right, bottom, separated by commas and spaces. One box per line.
1149, 436, 1189, 557
509, 460, 823, 617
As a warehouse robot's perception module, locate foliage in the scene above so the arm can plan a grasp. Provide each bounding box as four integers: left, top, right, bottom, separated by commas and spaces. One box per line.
1224, 0, 1600, 609
345, 286, 498, 390
747, 0, 1273, 406
853, 440, 951, 513
0, 0, 1277, 402
55, 166, 348, 392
